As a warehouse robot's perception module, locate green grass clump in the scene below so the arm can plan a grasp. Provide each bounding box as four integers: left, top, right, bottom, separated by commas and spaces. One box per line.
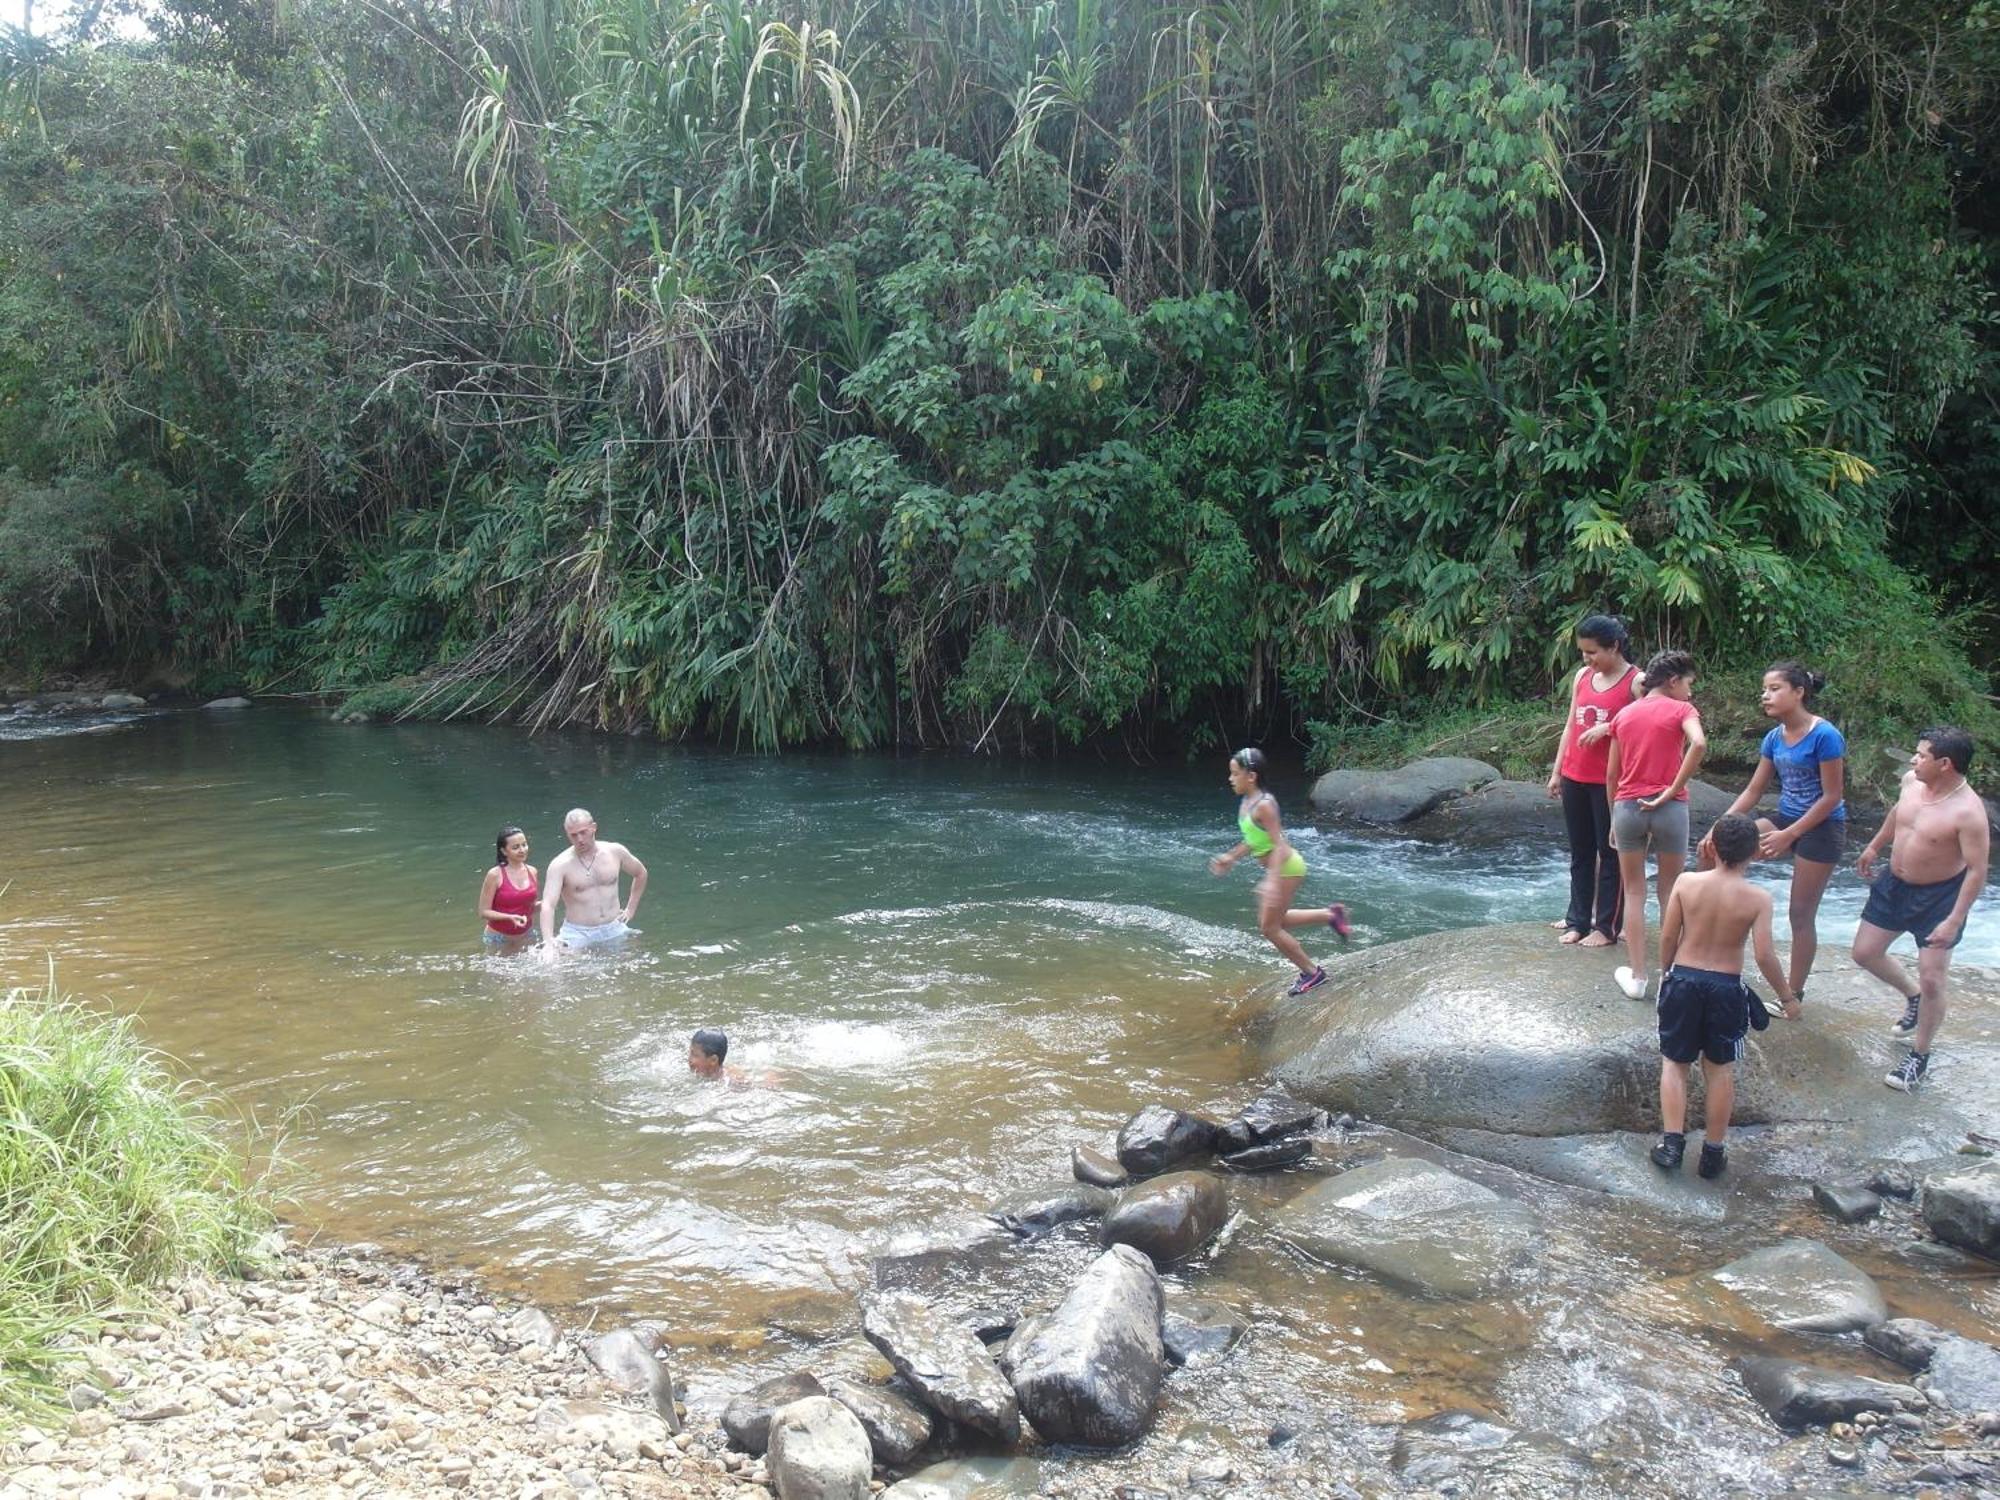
1, 983, 272, 1419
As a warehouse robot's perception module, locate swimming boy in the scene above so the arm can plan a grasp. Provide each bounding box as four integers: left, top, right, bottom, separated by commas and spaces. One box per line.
1853, 727, 1990, 1093
687, 1028, 770, 1088
1649, 814, 1799, 1179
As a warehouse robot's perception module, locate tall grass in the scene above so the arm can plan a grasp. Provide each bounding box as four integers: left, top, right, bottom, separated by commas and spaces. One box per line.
0, 982, 272, 1419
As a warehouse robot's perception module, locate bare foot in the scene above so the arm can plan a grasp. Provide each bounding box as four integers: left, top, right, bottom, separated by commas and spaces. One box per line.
1578, 932, 1615, 948
1558, 929, 1584, 945
1547, 919, 1569, 930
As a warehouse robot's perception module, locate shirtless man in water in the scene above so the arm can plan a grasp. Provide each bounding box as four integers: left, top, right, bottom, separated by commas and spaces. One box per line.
539, 808, 648, 950
1853, 727, 1990, 1093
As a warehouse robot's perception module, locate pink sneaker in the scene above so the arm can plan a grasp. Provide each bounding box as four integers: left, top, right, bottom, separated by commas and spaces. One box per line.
1328, 903, 1353, 943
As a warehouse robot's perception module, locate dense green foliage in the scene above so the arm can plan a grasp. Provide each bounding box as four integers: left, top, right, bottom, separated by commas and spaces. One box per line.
1, 983, 271, 1417
2, 0, 1997, 753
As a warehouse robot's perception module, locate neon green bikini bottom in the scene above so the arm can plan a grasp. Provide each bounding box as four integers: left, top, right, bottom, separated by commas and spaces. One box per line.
1274, 850, 1307, 880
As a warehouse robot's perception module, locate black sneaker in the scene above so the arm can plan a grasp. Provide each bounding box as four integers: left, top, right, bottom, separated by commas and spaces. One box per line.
1287, 966, 1327, 996
1890, 994, 1921, 1037
1697, 1142, 1727, 1179
1885, 1051, 1929, 1093
1649, 1132, 1685, 1171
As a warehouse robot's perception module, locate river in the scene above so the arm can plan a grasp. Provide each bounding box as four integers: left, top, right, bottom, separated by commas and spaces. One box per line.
2, 705, 1991, 1496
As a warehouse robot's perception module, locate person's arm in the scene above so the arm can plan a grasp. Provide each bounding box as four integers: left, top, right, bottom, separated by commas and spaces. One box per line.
477, 868, 508, 927
1603, 735, 1623, 848
1856, 784, 1904, 880
1725, 759, 1775, 819
1750, 892, 1799, 1017
540, 853, 567, 945
1926, 805, 1991, 949
1548, 668, 1586, 797
1211, 839, 1252, 874
618, 845, 648, 923
1658, 883, 1684, 972
1640, 713, 1706, 810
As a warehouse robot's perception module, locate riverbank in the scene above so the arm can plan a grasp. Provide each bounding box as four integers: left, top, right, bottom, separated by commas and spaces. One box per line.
0, 1240, 755, 1500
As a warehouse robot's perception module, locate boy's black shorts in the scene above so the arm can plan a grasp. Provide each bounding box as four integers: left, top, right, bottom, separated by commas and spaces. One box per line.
1657, 964, 1753, 1065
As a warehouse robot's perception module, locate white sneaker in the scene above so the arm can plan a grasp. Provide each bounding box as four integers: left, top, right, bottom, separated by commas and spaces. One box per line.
1614, 965, 1649, 1000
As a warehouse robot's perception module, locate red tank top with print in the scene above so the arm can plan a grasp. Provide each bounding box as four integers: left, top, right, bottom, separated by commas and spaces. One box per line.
488, 868, 538, 934
1559, 664, 1638, 785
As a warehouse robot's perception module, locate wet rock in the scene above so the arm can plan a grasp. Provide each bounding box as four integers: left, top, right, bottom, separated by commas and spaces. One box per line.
583, 1327, 680, 1430
1391, 1410, 1514, 1484
1214, 1092, 1325, 1155
1161, 1297, 1247, 1368
1710, 1240, 1886, 1334
1926, 1334, 2000, 1411
878, 1457, 1042, 1499
1308, 757, 1499, 825
1866, 1166, 1918, 1200
1922, 1158, 2000, 1258
872, 1229, 1097, 1339
1812, 1182, 1882, 1224
1218, 1138, 1312, 1173
765, 1396, 871, 1500
1737, 1357, 1921, 1428
1007, 1245, 1164, 1448
504, 1306, 561, 1350
1865, 1317, 1947, 1370
1099, 1172, 1229, 1266
723, 1371, 826, 1455
99, 693, 146, 711
202, 696, 252, 710
989, 1184, 1116, 1239
1389, 1410, 1591, 1490
995, 1312, 1048, 1380
822, 1377, 932, 1466
1072, 1146, 1128, 1189
1274, 1156, 1541, 1299
861, 1293, 1020, 1443
1115, 1106, 1217, 1177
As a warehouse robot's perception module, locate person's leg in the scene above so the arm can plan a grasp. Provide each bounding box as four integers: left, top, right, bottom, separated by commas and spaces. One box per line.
1851, 920, 1916, 998
1653, 803, 1690, 922
1914, 944, 1953, 1054
1785, 856, 1836, 995
1619, 846, 1652, 978
1658, 1058, 1690, 1134
1585, 788, 1619, 946
1258, 874, 1315, 972
1559, 778, 1597, 941
1699, 1057, 1734, 1145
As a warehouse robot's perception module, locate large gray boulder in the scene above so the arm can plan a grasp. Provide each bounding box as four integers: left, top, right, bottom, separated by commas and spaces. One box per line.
1922, 1158, 2000, 1258
878, 1457, 1042, 1499
1007, 1245, 1165, 1449
583, 1328, 680, 1431
1705, 1240, 1886, 1334
1408, 777, 1759, 846
1928, 1334, 2000, 1411
1273, 1157, 1540, 1299
823, 1377, 932, 1466
765, 1396, 872, 1500
1099, 1172, 1229, 1266
1115, 1106, 1216, 1176
861, 1293, 1020, 1443
1735, 1357, 1919, 1428
723, 1371, 825, 1454
1309, 757, 1500, 825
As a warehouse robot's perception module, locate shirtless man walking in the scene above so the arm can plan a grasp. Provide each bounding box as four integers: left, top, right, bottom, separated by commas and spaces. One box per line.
539, 808, 648, 950
1852, 727, 1989, 1093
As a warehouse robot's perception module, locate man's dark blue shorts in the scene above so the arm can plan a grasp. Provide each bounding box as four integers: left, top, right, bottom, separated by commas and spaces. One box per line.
1657, 964, 1752, 1065
1860, 869, 1968, 949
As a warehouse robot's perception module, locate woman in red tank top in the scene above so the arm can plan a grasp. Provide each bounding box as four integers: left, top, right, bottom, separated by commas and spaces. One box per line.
1545, 614, 1640, 946
480, 825, 540, 941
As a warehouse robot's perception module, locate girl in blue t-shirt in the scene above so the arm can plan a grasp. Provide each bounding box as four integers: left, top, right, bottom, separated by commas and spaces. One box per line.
1703, 661, 1846, 1002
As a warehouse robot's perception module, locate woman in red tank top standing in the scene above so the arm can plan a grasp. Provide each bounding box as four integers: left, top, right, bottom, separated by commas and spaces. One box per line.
480, 825, 540, 943
1545, 615, 1641, 946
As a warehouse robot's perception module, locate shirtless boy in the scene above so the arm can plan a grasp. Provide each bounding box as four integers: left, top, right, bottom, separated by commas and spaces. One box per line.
1649, 814, 1799, 1179
1853, 728, 1990, 1093
539, 808, 648, 950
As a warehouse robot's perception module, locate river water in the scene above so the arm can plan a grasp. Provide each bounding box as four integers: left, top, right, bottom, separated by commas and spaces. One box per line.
2, 707, 1993, 1496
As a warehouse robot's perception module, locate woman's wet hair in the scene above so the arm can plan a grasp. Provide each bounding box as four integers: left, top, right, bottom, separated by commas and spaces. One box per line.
494, 824, 526, 866
1709, 814, 1760, 867
1576, 613, 1630, 655
1766, 661, 1827, 704
691, 1027, 729, 1063
1641, 650, 1697, 693
1231, 747, 1267, 780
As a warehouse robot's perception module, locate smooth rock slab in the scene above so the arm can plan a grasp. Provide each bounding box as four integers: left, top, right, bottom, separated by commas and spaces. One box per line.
1922, 1158, 2000, 1258
1161, 1297, 1247, 1368
862, 1293, 1020, 1442
1927, 1335, 2000, 1411
1274, 1157, 1540, 1299
723, 1371, 826, 1454
766, 1396, 872, 1500
1072, 1146, 1128, 1189
1115, 1106, 1217, 1177
879, 1457, 1042, 1499
1008, 1245, 1165, 1448
1812, 1182, 1883, 1224
1736, 1357, 1920, 1428
823, 1377, 932, 1466
1099, 1172, 1229, 1266
1308, 757, 1499, 825
583, 1328, 680, 1430
1215, 1092, 1324, 1155
989, 1184, 1115, 1239
1709, 1240, 1886, 1334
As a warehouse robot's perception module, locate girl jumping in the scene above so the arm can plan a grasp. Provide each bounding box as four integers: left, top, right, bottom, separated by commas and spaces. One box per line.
1211, 747, 1351, 995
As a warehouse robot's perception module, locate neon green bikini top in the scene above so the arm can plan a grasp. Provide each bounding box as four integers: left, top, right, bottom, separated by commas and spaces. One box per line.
1238, 795, 1276, 857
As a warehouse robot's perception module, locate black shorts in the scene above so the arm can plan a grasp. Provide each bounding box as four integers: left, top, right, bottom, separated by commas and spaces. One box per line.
1770, 810, 1845, 866
1860, 869, 1968, 949
1657, 965, 1752, 1066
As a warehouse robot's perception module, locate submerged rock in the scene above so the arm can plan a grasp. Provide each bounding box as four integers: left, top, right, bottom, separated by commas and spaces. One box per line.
1072, 1146, 1129, 1189
1218, 1138, 1313, 1173
765, 1396, 872, 1500
1007, 1245, 1165, 1448
1922, 1159, 2000, 1258
1115, 1106, 1217, 1176
1865, 1317, 1947, 1369
879, 1457, 1042, 1499
202, 696, 252, 709
1308, 757, 1499, 825
1099, 1172, 1229, 1266
989, 1184, 1116, 1239
1215, 1092, 1324, 1155
1812, 1182, 1882, 1224
822, 1377, 932, 1466
1736, 1357, 1919, 1428
1161, 1297, 1247, 1368
1274, 1156, 1540, 1299
583, 1328, 680, 1431
723, 1371, 826, 1454
1708, 1240, 1886, 1334
861, 1293, 1020, 1443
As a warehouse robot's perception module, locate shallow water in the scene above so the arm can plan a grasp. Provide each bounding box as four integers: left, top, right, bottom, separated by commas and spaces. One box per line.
2, 707, 1994, 1496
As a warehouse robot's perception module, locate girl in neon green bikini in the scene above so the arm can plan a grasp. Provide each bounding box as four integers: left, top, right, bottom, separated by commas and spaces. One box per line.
1211, 747, 1351, 994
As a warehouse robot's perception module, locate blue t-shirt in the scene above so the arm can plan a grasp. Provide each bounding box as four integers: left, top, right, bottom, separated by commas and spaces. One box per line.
1761, 719, 1847, 821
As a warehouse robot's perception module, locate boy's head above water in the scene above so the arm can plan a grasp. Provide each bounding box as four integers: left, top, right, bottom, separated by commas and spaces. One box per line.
1707, 813, 1760, 869
688, 1027, 729, 1077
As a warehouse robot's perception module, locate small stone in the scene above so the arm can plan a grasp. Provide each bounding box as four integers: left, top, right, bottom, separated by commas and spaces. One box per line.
1826, 1441, 1861, 1467
1812, 1182, 1883, 1225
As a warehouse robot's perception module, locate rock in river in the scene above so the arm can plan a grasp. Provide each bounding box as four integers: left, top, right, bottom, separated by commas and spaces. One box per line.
879, 1457, 1042, 1499
724, 1371, 826, 1454
583, 1327, 680, 1430
1707, 1239, 1886, 1334
1072, 1145, 1129, 1189
1736, 1357, 1919, 1428
1218, 1138, 1312, 1173
1273, 1156, 1540, 1299
1115, 1106, 1217, 1176
823, 1377, 932, 1466
1214, 1092, 1324, 1155
1161, 1297, 1246, 1368
766, 1396, 872, 1500
1308, 757, 1499, 825
1008, 1245, 1165, 1448
1099, 1172, 1230, 1266
1922, 1158, 2000, 1258
862, 1293, 1020, 1443
1927, 1333, 2000, 1412
989, 1184, 1116, 1239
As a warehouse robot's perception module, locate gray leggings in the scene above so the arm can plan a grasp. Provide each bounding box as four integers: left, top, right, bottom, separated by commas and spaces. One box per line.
1612, 797, 1690, 856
